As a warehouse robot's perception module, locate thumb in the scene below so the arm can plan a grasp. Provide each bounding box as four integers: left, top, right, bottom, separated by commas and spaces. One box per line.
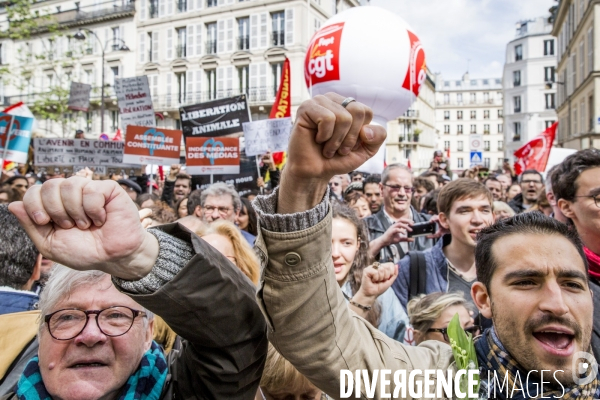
8, 202, 52, 253
357, 124, 387, 158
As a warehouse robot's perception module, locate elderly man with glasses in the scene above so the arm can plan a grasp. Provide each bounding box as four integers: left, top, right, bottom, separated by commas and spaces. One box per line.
200, 181, 256, 245
364, 164, 434, 263
3, 182, 267, 398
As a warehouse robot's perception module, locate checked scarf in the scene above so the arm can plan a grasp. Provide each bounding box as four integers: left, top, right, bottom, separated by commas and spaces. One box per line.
16, 341, 168, 400
475, 328, 600, 399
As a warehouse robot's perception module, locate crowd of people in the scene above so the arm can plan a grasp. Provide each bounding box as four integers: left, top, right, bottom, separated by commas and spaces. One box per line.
0, 93, 599, 399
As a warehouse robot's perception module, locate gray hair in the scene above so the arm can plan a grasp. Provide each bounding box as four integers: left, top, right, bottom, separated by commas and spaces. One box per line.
39, 265, 154, 332
200, 182, 241, 213
0, 204, 39, 289
381, 163, 412, 185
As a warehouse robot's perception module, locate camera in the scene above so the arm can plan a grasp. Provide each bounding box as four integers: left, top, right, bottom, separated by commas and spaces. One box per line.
407, 221, 436, 238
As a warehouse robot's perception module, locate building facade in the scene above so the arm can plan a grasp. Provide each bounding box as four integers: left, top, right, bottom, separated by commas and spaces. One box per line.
503, 17, 557, 158
0, 0, 359, 138
435, 73, 504, 174
552, 0, 600, 149
385, 67, 438, 175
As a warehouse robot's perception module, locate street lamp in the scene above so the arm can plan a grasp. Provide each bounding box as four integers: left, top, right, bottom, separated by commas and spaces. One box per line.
73, 29, 130, 134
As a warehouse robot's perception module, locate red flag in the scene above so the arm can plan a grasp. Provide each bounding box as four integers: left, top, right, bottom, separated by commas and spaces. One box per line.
514, 122, 558, 175
269, 58, 291, 169
407, 159, 412, 169
113, 129, 122, 141
446, 148, 451, 159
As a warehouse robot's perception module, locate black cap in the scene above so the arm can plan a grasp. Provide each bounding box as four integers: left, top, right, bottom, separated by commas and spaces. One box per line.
117, 179, 142, 194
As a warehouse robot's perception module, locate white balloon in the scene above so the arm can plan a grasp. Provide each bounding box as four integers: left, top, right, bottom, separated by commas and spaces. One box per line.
304, 7, 426, 173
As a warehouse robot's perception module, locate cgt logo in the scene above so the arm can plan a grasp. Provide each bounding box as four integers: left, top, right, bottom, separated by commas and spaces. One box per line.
572, 351, 598, 385
401, 30, 426, 97
305, 23, 344, 86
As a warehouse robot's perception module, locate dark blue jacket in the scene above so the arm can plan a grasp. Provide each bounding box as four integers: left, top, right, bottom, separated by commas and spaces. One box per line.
0, 288, 39, 316
392, 234, 451, 311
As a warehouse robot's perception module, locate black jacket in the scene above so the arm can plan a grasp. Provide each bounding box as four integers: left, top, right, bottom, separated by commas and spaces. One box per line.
508, 193, 527, 214
364, 207, 434, 263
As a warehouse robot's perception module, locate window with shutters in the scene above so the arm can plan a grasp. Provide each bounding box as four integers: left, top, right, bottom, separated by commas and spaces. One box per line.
470, 124, 476, 133
457, 141, 463, 152
470, 110, 476, 119
111, 27, 121, 51
544, 66, 555, 83
444, 111, 449, 120
84, 69, 93, 86
0, 43, 3, 65
238, 17, 249, 50
444, 141, 450, 150
457, 158, 463, 168
443, 94, 449, 104
206, 69, 216, 100
498, 109, 503, 118
457, 125, 463, 134
513, 70, 521, 87
483, 124, 490, 134
207, 0, 216, 6
206, 23, 217, 54
272, 62, 283, 95
444, 125, 450, 133
111, 110, 119, 131
147, 32, 153, 61
177, 0, 186, 12
484, 158, 490, 168
457, 111, 463, 120
314, 18, 321, 34
515, 44, 522, 61
545, 93, 555, 109
457, 93, 462, 103
513, 96, 521, 113
110, 66, 119, 86
498, 140, 503, 150
149, 0, 158, 18
543, 39, 554, 56
483, 92, 489, 102
513, 122, 521, 141
272, 11, 284, 46
545, 120, 555, 130
483, 141, 490, 151
175, 72, 186, 105
238, 65, 249, 94
483, 110, 489, 119
470, 93, 476, 103
498, 123, 503, 133
176, 27, 186, 58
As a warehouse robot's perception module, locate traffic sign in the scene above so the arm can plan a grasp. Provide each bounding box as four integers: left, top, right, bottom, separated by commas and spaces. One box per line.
469, 134, 483, 151
470, 151, 483, 167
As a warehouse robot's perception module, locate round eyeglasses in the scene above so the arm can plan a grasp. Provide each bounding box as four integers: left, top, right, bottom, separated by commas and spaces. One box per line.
44, 306, 147, 340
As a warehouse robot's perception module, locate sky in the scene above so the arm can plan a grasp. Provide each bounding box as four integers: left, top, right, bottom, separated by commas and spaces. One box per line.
372, 0, 556, 80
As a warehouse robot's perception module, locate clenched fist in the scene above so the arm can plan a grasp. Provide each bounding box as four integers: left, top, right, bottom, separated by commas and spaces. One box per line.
278, 93, 386, 214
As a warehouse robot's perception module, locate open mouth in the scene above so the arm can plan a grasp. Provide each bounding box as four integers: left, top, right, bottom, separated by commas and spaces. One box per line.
532, 329, 575, 356
70, 363, 107, 368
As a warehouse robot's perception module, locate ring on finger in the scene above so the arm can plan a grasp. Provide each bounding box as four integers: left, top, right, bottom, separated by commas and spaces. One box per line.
341, 97, 356, 108
372, 262, 379, 270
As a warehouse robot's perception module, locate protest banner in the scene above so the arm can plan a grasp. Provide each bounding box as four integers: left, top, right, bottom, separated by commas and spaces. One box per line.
67, 82, 92, 112
33, 165, 144, 177
123, 125, 182, 165
115, 76, 156, 133
34, 138, 127, 166
0, 112, 35, 164
179, 95, 251, 138
242, 117, 292, 157
186, 137, 240, 175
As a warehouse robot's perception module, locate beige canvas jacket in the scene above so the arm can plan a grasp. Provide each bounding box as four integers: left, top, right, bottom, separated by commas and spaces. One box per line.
254, 206, 455, 400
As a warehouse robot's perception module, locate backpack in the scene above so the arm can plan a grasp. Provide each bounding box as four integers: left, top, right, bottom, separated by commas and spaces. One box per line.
408, 251, 427, 300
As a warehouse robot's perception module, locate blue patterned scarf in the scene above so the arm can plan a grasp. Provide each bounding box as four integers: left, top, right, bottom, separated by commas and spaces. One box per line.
475, 328, 600, 399
16, 341, 168, 400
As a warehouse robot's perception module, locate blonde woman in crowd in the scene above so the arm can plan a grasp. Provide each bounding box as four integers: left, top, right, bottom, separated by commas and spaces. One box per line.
492, 201, 516, 222
256, 344, 330, 400
200, 220, 260, 284
407, 292, 480, 345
